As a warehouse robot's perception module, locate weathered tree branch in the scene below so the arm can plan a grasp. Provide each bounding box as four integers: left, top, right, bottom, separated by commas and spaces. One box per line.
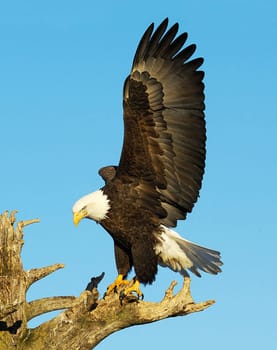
26, 296, 78, 321
26, 264, 65, 289
0, 211, 216, 349
24, 279, 214, 350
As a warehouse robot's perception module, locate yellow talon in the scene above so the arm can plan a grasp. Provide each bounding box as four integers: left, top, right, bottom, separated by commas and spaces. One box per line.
120, 279, 144, 302
105, 274, 129, 296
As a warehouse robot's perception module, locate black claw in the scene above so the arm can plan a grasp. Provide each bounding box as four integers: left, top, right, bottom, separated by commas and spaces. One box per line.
119, 291, 125, 305
119, 290, 144, 305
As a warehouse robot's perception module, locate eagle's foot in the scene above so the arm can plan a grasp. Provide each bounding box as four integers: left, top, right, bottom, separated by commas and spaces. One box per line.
104, 274, 129, 297
119, 279, 144, 304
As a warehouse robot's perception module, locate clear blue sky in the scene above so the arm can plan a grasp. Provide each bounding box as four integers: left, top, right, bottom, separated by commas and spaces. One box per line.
1, 1, 276, 349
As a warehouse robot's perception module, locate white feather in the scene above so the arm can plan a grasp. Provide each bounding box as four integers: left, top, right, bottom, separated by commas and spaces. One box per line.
154, 225, 222, 276
72, 190, 110, 222
154, 226, 193, 273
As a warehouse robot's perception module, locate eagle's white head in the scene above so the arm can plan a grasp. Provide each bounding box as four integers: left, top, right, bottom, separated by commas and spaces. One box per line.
72, 189, 111, 226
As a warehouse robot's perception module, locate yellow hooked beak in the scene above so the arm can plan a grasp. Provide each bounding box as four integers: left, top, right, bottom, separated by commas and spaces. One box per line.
73, 210, 87, 226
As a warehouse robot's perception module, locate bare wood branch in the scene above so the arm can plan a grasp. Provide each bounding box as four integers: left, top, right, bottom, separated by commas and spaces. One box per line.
25, 278, 214, 350
131, 277, 214, 322
26, 264, 65, 289
9, 210, 18, 225
26, 296, 78, 321
20, 219, 40, 228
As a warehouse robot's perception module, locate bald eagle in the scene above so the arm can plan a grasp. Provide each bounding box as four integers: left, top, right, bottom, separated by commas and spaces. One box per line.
73, 19, 222, 299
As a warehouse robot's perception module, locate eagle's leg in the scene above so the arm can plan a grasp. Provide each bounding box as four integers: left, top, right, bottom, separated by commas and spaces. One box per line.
104, 274, 129, 296
119, 277, 144, 302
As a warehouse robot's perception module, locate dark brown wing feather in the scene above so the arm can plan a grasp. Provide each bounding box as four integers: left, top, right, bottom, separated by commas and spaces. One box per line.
98, 166, 118, 184
115, 18, 206, 227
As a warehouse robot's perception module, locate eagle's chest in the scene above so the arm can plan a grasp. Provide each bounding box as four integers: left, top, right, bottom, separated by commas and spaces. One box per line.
101, 201, 144, 247
100, 184, 158, 248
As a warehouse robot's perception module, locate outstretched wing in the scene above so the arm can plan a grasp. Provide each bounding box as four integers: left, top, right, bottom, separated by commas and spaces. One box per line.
116, 18, 206, 227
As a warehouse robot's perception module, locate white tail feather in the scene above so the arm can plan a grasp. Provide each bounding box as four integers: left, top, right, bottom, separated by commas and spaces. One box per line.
154, 226, 223, 277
